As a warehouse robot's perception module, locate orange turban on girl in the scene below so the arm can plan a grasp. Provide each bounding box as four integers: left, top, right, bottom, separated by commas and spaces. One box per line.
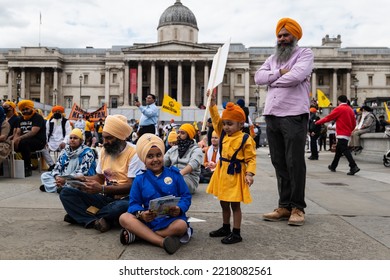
221, 102, 246, 123
276, 18, 302, 40
136, 133, 165, 163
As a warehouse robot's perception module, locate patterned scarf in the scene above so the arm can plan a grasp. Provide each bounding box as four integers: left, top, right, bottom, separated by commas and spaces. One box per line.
177, 138, 194, 158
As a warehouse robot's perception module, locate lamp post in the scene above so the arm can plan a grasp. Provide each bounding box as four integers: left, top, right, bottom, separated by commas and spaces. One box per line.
255, 87, 259, 115
16, 74, 21, 103
79, 74, 83, 107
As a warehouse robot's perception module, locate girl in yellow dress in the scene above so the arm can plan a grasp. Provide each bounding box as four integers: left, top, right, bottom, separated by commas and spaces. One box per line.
206, 92, 257, 244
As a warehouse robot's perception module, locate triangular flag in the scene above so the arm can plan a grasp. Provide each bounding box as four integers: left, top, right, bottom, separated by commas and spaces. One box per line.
384, 102, 390, 121
317, 89, 331, 107
161, 94, 181, 116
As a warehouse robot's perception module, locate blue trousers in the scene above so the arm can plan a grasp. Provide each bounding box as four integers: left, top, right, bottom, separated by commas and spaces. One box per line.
59, 187, 129, 227
266, 114, 308, 210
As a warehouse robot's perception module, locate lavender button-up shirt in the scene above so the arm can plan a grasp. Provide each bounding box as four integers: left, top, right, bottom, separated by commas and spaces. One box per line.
254, 46, 314, 117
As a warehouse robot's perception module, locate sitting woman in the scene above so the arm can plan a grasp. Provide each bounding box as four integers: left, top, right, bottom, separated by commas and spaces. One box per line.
119, 133, 192, 255
0, 106, 11, 166
39, 128, 97, 193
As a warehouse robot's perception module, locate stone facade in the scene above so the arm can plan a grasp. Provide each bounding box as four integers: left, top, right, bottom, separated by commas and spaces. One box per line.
1, 1, 390, 121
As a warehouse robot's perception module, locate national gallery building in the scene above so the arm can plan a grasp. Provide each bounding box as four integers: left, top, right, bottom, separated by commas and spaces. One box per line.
1, 0, 390, 120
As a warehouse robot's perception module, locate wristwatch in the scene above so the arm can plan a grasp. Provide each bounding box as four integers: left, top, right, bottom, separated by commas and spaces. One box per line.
135, 210, 144, 220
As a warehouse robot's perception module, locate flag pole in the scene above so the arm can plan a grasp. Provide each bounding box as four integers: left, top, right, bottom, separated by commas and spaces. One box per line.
39, 12, 41, 47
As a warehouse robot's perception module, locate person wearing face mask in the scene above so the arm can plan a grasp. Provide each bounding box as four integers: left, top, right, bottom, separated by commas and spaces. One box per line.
13, 100, 46, 177
41, 105, 72, 171
2, 101, 20, 140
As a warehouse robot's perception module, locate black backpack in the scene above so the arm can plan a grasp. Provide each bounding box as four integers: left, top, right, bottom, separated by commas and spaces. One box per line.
374, 115, 381, 132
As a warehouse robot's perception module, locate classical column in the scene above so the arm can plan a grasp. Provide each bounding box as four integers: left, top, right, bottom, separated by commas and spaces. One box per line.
151, 60, 156, 95
8, 68, 13, 101
203, 62, 209, 106
190, 61, 196, 107
164, 61, 169, 95
105, 67, 110, 106
137, 61, 143, 101
40, 68, 45, 103
124, 61, 129, 106
244, 68, 250, 106
52, 68, 58, 105
229, 68, 235, 101
332, 69, 338, 106
177, 61, 182, 103
346, 70, 351, 101
21, 68, 26, 100
311, 69, 317, 100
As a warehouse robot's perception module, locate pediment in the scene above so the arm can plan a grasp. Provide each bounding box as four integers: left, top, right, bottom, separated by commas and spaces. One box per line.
122, 41, 217, 54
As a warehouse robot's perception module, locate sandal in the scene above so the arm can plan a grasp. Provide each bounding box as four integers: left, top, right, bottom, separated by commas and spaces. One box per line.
120, 228, 136, 245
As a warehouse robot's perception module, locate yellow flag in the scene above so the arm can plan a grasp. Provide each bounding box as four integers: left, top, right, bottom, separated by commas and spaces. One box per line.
384, 102, 390, 120
317, 89, 331, 107
161, 94, 181, 116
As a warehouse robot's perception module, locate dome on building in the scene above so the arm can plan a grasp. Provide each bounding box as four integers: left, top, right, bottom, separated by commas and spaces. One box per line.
158, 0, 198, 30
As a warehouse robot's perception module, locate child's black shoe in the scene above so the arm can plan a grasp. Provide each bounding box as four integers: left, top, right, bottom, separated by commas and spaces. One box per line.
209, 227, 231, 237
221, 232, 242, 244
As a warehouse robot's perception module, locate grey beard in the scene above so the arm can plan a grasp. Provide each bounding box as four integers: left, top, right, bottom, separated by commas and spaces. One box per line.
275, 40, 297, 63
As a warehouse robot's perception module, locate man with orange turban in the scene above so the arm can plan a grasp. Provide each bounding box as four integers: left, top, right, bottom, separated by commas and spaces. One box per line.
254, 18, 314, 226
41, 105, 72, 171
59, 114, 145, 233
164, 123, 203, 194
14, 99, 46, 177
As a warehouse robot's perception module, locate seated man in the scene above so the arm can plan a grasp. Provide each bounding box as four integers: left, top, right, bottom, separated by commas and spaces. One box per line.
0, 106, 11, 166
13, 100, 46, 177
41, 105, 72, 171
350, 105, 377, 152
200, 131, 220, 183
59, 115, 144, 233
39, 128, 97, 193
164, 123, 203, 194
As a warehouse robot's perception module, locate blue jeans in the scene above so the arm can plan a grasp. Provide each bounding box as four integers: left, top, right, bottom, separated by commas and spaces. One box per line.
59, 187, 129, 227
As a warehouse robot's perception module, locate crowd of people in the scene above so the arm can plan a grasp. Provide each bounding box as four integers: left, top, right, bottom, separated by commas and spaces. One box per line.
1, 16, 390, 255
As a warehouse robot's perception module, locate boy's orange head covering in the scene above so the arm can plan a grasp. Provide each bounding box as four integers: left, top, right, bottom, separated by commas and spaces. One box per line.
221, 102, 246, 123
179, 123, 196, 140
276, 18, 302, 40
309, 107, 317, 113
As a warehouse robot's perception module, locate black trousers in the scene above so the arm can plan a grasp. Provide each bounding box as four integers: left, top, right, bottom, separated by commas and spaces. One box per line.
16, 138, 45, 169
266, 114, 308, 210
138, 124, 156, 138
330, 138, 357, 170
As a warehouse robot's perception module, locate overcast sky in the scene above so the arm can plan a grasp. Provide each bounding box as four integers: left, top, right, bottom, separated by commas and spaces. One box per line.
0, 0, 388, 49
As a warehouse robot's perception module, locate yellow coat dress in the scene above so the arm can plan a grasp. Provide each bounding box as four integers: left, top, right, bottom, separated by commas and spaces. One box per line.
206, 105, 256, 204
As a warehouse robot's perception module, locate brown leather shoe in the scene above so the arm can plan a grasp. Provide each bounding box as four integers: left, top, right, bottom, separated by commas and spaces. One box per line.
288, 208, 305, 226
94, 218, 111, 233
263, 208, 291, 221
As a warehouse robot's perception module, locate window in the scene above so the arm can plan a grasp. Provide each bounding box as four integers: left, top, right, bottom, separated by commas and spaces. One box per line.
100, 74, 105, 84
66, 74, 72, 84
98, 96, 105, 106
6, 73, 8, 84
237, 73, 242, 84
81, 97, 89, 108
386, 75, 390, 86
83, 74, 89, 85
65, 96, 73, 108
318, 75, 324, 86
36, 74, 40, 84
112, 73, 117, 84
368, 74, 373, 86
223, 74, 227, 84
111, 97, 118, 108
